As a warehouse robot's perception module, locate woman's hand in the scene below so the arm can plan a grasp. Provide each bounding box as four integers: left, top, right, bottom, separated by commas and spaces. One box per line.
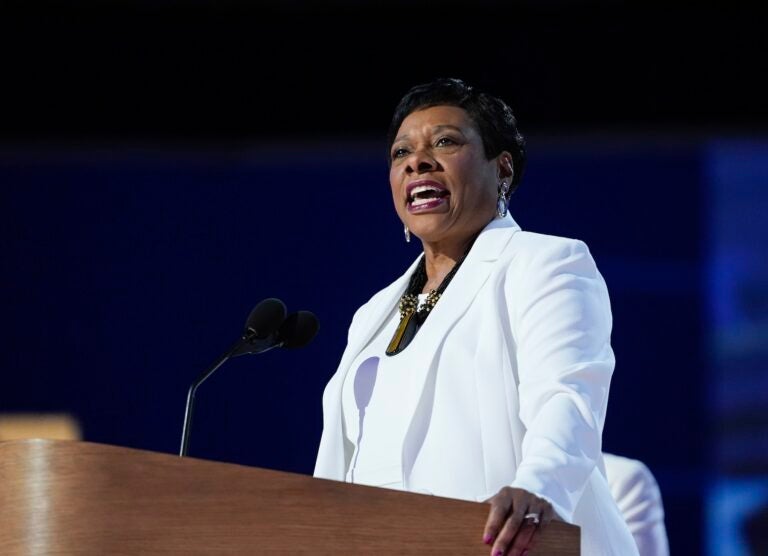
483, 486, 558, 556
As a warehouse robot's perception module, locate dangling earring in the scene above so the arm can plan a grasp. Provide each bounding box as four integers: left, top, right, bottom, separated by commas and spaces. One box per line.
404, 224, 411, 243
497, 180, 510, 218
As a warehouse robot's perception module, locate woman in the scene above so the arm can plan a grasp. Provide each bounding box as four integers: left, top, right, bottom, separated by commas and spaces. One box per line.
314, 78, 638, 555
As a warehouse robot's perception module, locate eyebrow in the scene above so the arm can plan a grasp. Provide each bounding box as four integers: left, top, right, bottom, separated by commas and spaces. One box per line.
393, 124, 465, 145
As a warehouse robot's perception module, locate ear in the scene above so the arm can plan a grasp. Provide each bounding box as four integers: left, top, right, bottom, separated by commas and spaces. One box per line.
495, 151, 515, 182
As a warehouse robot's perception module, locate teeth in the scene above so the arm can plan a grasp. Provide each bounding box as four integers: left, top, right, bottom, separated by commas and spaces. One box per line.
411, 185, 442, 196
411, 196, 444, 207
408, 184, 447, 205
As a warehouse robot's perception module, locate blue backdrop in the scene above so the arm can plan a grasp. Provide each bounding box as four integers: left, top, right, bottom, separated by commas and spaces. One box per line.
3, 137, 765, 554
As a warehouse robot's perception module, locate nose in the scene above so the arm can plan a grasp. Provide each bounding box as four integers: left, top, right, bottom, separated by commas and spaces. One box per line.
405, 149, 438, 175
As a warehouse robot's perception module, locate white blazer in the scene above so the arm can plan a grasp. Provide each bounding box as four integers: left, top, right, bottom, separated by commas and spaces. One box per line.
314, 214, 639, 555
604, 454, 670, 556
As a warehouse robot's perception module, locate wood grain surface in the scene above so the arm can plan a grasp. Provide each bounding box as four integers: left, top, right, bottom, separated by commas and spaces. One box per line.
0, 439, 579, 554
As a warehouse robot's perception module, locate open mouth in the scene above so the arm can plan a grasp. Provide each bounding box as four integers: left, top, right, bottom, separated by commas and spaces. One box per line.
407, 183, 450, 210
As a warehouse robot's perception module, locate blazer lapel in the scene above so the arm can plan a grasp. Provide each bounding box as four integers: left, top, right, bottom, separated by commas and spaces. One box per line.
401, 215, 521, 480
346, 255, 422, 360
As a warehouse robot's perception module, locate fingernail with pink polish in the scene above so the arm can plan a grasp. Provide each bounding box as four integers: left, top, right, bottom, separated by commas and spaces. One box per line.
494, 550, 503, 556
483, 534, 493, 545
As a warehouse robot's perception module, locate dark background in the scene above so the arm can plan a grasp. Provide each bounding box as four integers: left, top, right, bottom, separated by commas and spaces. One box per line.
2, 2, 766, 555
1, 2, 765, 139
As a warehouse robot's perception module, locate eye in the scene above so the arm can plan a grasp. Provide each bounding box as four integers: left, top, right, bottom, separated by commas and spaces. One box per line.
436, 136, 457, 147
392, 147, 409, 159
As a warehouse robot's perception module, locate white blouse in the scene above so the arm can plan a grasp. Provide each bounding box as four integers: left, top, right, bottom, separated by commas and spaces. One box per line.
341, 294, 427, 490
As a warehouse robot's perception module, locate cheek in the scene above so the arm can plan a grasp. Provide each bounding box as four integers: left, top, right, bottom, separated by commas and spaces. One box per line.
389, 168, 404, 211
452, 156, 494, 205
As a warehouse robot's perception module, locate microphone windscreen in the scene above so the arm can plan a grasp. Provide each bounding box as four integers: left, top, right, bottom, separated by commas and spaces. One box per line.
245, 298, 287, 338
278, 311, 319, 349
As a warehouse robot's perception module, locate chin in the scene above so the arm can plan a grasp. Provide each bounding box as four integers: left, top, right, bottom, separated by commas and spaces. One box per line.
409, 222, 450, 244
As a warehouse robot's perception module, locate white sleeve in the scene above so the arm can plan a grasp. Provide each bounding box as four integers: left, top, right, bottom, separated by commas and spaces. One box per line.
508, 238, 614, 523
604, 453, 670, 556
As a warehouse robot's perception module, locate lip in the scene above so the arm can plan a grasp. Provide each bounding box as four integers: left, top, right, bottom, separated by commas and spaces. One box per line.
407, 195, 449, 214
405, 179, 449, 201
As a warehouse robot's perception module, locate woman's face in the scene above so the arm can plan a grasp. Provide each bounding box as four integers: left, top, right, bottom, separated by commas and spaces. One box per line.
389, 105, 510, 247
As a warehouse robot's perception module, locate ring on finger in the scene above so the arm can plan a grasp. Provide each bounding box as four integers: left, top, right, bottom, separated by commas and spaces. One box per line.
523, 512, 541, 525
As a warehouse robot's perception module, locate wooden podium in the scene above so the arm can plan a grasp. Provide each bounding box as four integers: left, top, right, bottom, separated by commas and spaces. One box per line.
0, 440, 579, 554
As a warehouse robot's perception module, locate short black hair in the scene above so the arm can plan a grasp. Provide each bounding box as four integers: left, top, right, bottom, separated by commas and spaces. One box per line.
387, 78, 526, 189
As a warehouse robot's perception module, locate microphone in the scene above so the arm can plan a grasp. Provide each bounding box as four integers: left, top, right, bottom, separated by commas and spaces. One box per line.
275, 311, 320, 349
232, 299, 291, 356
179, 298, 287, 457
246, 298, 290, 338
231, 309, 320, 356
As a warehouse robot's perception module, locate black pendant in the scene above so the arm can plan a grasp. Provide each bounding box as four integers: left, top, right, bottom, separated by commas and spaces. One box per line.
385, 310, 422, 356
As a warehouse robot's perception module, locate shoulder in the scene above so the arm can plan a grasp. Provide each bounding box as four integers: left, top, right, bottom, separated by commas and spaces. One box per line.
345, 255, 420, 335
499, 230, 611, 328
343, 289, 385, 340
503, 230, 600, 281
352, 273, 405, 319
509, 230, 590, 259
346, 289, 385, 332
510, 230, 584, 251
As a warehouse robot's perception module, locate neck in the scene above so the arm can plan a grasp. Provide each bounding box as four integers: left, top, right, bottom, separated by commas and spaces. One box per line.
420, 235, 475, 293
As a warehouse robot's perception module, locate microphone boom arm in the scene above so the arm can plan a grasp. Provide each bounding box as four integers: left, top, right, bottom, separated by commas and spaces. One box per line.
179, 331, 280, 457
177, 300, 317, 458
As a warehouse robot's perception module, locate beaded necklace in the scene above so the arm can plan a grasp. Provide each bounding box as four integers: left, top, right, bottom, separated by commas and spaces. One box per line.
385, 237, 477, 356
